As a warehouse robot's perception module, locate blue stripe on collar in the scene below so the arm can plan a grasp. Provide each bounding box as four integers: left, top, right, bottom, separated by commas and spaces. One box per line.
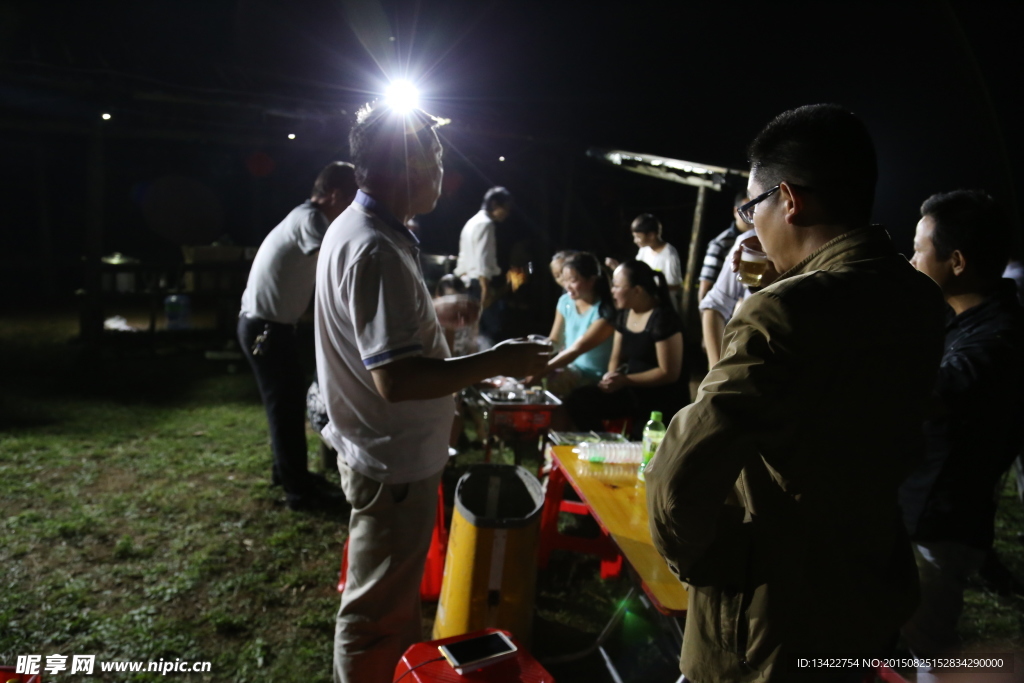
354, 190, 420, 245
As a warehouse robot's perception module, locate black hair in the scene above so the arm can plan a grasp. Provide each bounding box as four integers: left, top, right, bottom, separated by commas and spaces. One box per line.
435, 273, 466, 297
921, 189, 1009, 281
311, 161, 356, 200
618, 259, 672, 310
631, 213, 662, 236
747, 103, 877, 225
734, 189, 748, 207
563, 252, 614, 317
349, 101, 440, 188
482, 186, 513, 213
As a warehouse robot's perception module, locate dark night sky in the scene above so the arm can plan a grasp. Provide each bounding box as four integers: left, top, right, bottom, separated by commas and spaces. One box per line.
1, 0, 1022, 296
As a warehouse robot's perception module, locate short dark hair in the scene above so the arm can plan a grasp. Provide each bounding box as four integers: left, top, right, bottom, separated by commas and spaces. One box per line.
734, 189, 748, 207
631, 213, 662, 236
311, 161, 356, 200
349, 101, 440, 188
482, 186, 512, 212
748, 104, 877, 225
921, 189, 1008, 281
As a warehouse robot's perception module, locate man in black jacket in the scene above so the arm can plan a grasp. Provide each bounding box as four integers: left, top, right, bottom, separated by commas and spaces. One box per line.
901, 189, 1024, 656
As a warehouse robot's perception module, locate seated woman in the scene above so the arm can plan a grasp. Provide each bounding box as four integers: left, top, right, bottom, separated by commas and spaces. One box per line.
565, 259, 688, 438
529, 252, 615, 396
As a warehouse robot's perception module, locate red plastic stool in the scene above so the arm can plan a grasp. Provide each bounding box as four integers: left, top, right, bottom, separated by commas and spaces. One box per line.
537, 453, 623, 580
393, 629, 554, 683
337, 480, 448, 601
0, 665, 43, 682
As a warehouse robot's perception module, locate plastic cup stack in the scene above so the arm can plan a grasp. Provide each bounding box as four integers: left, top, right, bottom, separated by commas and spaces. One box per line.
577, 463, 637, 482
576, 442, 643, 464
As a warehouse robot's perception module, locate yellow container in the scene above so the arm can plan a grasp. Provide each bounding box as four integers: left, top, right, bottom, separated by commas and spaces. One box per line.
432, 465, 544, 647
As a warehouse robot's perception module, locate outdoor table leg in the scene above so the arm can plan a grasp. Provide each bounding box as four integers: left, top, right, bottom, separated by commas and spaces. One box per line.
537, 460, 566, 568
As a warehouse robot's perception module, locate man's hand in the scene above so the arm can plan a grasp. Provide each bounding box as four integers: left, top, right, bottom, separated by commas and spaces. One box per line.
604, 257, 620, 270
491, 338, 552, 379
731, 234, 780, 286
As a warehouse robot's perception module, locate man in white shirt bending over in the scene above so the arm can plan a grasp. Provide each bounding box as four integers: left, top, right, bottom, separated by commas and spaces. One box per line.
454, 186, 513, 345
315, 101, 549, 683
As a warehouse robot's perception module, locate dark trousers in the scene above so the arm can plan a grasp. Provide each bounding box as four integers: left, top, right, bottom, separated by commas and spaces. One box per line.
238, 315, 313, 503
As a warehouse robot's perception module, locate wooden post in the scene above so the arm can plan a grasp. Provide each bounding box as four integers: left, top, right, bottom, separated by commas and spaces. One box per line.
681, 185, 706, 335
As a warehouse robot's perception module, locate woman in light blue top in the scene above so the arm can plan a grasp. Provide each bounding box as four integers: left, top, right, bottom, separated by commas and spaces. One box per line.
528, 252, 615, 395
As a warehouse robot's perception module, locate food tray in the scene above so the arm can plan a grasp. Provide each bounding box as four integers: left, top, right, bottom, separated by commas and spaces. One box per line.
473, 386, 562, 409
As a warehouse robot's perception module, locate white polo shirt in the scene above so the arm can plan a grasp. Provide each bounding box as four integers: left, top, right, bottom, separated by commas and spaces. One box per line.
454, 210, 500, 282
240, 201, 328, 324
314, 192, 453, 484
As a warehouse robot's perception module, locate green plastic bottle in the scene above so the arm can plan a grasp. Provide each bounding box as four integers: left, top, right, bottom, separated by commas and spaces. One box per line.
637, 411, 666, 482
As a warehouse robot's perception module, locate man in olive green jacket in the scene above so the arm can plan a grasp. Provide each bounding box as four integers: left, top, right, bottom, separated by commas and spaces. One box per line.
646, 105, 947, 682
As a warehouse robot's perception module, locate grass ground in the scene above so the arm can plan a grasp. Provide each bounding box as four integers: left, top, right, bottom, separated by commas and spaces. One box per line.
0, 325, 348, 681
1, 312, 1022, 682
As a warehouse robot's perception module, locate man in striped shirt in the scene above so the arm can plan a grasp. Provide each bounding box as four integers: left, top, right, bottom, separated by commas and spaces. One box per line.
697, 190, 754, 302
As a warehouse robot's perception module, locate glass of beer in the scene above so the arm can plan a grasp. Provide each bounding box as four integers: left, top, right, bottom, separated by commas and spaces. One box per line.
737, 244, 769, 287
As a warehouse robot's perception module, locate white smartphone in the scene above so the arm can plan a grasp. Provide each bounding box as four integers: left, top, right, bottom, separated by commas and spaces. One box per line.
437, 631, 518, 675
